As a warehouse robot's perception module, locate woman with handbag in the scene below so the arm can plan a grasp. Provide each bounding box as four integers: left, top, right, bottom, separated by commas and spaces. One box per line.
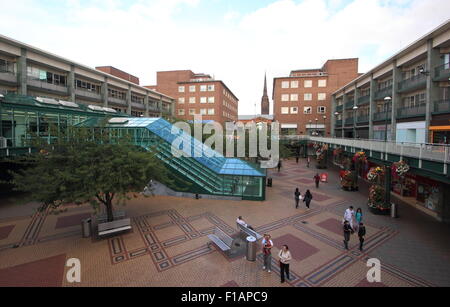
278, 245, 292, 283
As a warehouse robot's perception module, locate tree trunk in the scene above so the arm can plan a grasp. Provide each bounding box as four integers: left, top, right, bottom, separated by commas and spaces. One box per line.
105, 199, 114, 222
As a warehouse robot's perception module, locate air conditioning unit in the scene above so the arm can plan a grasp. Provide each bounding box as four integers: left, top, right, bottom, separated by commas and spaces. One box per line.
0, 137, 7, 148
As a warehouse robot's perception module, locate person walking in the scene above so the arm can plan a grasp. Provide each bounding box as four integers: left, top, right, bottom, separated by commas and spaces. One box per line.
296, 155, 300, 164
294, 188, 301, 209
358, 222, 366, 251
354, 208, 363, 232
262, 234, 273, 272
307, 156, 311, 168
314, 173, 321, 189
277, 160, 282, 172
278, 245, 292, 283
343, 220, 353, 250
304, 190, 313, 209
344, 206, 355, 229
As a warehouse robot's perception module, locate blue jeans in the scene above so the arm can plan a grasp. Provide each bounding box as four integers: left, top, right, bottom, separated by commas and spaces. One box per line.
263, 253, 272, 270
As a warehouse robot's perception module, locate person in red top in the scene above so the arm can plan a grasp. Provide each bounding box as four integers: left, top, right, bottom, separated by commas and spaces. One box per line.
262, 234, 273, 273
314, 173, 321, 189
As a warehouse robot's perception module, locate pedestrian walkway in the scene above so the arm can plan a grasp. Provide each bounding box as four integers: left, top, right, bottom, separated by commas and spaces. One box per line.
0, 157, 449, 287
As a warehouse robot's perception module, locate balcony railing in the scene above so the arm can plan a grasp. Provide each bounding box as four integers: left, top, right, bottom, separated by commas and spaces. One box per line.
357, 95, 370, 106
434, 62, 450, 81
356, 115, 369, 124
398, 74, 426, 93
345, 100, 355, 110
373, 111, 391, 121
344, 117, 354, 126
433, 99, 450, 114
27, 77, 68, 94
374, 85, 393, 100
108, 96, 127, 106
397, 104, 426, 119
75, 88, 101, 101
335, 119, 343, 127
336, 104, 343, 112
0, 70, 17, 84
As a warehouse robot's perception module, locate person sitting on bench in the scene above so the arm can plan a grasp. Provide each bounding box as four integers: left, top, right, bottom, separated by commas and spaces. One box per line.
237, 216, 255, 230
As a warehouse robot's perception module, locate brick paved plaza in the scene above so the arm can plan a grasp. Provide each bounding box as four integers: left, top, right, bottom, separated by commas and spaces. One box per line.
0, 158, 449, 287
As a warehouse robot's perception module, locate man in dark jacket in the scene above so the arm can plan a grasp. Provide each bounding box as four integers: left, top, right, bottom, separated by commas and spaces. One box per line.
358, 222, 366, 251
343, 220, 353, 250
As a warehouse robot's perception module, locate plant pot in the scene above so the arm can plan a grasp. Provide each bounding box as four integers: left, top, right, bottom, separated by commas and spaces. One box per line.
368, 205, 391, 215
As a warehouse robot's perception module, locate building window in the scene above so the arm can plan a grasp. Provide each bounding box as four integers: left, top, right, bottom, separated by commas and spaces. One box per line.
178, 86, 185, 93
304, 107, 312, 114
281, 107, 289, 114
200, 97, 207, 104
304, 80, 313, 88
189, 97, 196, 104
178, 109, 185, 116
189, 109, 196, 115
200, 85, 207, 92
200, 108, 207, 115
75, 79, 101, 93
318, 93, 326, 101
318, 80, 327, 87
318, 106, 326, 114
208, 85, 215, 91
189, 85, 196, 92
282, 81, 290, 89
291, 107, 298, 114
208, 108, 215, 115
208, 97, 215, 103
291, 81, 299, 88
304, 93, 312, 101
281, 94, 289, 102
290, 94, 298, 101
178, 97, 185, 104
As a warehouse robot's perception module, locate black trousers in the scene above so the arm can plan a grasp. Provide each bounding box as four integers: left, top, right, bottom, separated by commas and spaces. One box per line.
344, 232, 350, 249
315, 181, 320, 188
359, 237, 365, 250
295, 199, 300, 208
280, 262, 290, 282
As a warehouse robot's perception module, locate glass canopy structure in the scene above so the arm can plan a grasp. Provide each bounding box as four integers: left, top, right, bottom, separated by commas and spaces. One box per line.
76, 117, 267, 201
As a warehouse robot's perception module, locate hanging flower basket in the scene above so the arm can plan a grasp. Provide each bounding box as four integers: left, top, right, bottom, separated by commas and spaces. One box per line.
392, 160, 410, 177
333, 148, 343, 156
353, 151, 367, 164
340, 170, 356, 190
367, 167, 385, 183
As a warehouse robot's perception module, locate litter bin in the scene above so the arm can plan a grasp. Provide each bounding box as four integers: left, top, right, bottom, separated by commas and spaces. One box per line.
246, 236, 257, 262
391, 203, 397, 218
267, 178, 273, 187
81, 218, 92, 238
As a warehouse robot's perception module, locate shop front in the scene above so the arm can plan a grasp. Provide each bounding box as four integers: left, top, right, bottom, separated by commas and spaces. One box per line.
430, 114, 450, 144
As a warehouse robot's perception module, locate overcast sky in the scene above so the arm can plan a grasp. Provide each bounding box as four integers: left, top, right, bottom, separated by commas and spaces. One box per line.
1, 0, 449, 115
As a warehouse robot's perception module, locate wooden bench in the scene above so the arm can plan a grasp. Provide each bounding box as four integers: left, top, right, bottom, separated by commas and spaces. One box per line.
96, 211, 126, 224
207, 227, 233, 252
236, 223, 263, 240
98, 218, 132, 237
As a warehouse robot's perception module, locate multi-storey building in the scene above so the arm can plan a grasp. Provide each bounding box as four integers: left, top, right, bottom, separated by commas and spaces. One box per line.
273, 59, 360, 136
332, 20, 450, 144
0, 35, 174, 118
147, 70, 238, 125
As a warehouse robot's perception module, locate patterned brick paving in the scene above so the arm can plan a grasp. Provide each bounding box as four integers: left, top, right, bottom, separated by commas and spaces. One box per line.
0, 157, 448, 287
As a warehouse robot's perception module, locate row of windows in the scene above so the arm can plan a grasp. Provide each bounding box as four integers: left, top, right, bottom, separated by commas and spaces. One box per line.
223, 100, 237, 113
402, 92, 426, 107
0, 58, 15, 73
178, 84, 215, 93
27, 66, 67, 86
178, 97, 215, 104
281, 106, 327, 115
281, 93, 327, 102
131, 94, 144, 104
178, 108, 215, 116
75, 79, 101, 93
281, 79, 327, 89
223, 90, 237, 104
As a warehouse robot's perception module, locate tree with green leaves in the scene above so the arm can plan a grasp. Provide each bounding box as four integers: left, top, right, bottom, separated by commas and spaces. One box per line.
9, 125, 173, 222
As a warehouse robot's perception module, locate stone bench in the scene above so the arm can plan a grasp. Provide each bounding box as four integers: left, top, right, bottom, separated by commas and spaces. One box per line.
207, 227, 233, 252
236, 222, 263, 240
98, 218, 132, 237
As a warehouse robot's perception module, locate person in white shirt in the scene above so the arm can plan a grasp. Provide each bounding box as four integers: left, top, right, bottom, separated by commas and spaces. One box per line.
278, 245, 292, 283
344, 206, 355, 229
262, 234, 273, 273
237, 216, 254, 230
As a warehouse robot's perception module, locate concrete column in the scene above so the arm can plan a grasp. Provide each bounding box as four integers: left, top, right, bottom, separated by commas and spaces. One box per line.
126, 85, 132, 115
391, 60, 401, 142
354, 85, 359, 138
158, 96, 163, 117
144, 93, 149, 117
68, 64, 75, 102
342, 92, 347, 138
369, 75, 376, 139
331, 95, 336, 137
101, 77, 108, 107
17, 48, 27, 95
426, 39, 441, 143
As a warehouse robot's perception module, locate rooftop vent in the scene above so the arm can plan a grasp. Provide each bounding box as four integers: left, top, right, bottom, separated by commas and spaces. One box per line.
88, 105, 104, 112
36, 97, 60, 105
59, 100, 79, 108
108, 118, 129, 124
102, 107, 117, 113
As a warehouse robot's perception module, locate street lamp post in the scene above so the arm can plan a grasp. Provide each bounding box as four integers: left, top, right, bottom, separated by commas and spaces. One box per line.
334, 112, 339, 138
384, 97, 392, 142
309, 120, 312, 136
315, 118, 318, 136
353, 106, 359, 139
323, 115, 327, 136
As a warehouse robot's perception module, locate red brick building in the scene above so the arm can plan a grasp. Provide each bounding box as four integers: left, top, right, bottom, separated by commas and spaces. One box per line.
146, 70, 238, 124
96, 66, 140, 85
273, 59, 360, 136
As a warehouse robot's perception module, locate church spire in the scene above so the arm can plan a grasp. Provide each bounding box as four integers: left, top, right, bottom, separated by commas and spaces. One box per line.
261, 73, 270, 115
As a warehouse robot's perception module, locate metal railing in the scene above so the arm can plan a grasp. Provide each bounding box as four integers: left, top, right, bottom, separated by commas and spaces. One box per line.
357, 95, 370, 106
356, 115, 369, 124
27, 77, 68, 93
373, 111, 391, 121
336, 105, 343, 112
397, 104, 426, 118
434, 99, 450, 114
398, 74, 426, 93
435, 62, 450, 81
344, 117, 354, 125
345, 100, 355, 110
374, 85, 393, 100
309, 136, 450, 164
335, 119, 343, 127
75, 88, 102, 100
